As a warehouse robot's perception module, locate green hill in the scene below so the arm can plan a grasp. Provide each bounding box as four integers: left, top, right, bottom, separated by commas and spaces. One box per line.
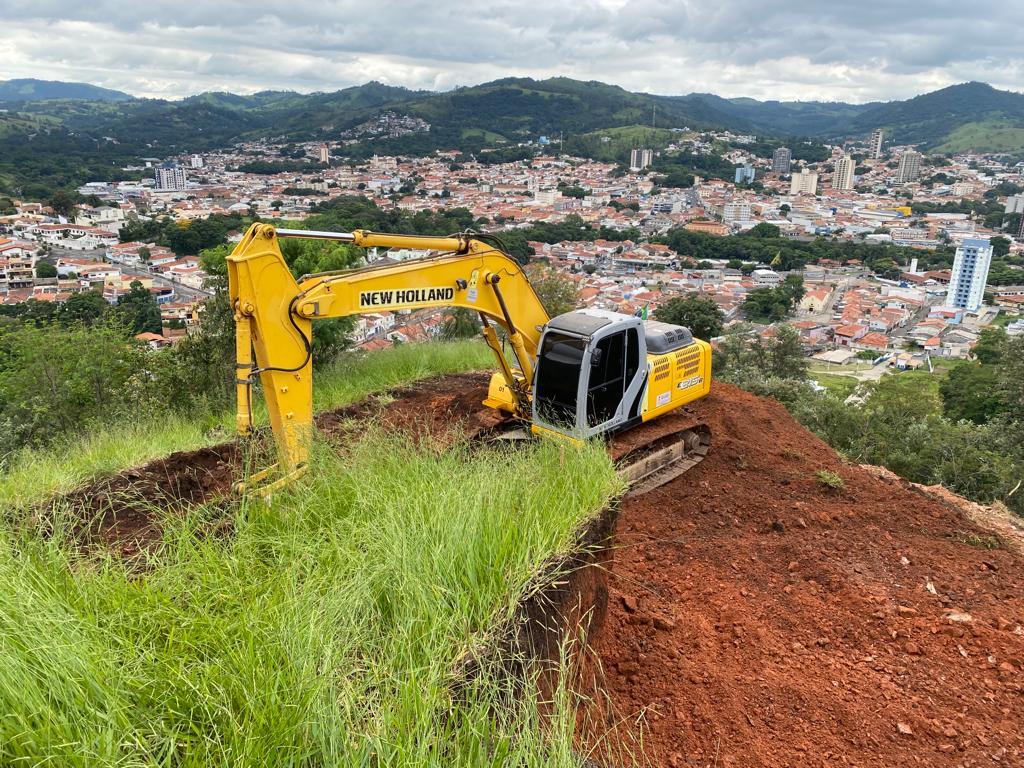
0, 78, 132, 102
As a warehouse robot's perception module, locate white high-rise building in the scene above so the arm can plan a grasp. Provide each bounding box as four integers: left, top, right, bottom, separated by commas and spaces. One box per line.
319, 144, 330, 164
629, 148, 653, 171
869, 129, 884, 159
945, 238, 993, 313
772, 147, 792, 174
190, 154, 204, 168
789, 167, 818, 195
896, 150, 922, 183
155, 163, 187, 191
832, 154, 855, 191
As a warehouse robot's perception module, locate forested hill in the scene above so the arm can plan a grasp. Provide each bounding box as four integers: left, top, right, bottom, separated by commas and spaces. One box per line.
5, 76, 1024, 154
4, 76, 1024, 198
0, 78, 132, 102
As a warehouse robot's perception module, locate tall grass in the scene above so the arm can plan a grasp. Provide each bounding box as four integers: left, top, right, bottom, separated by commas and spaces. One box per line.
0, 429, 622, 766
0, 340, 496, 508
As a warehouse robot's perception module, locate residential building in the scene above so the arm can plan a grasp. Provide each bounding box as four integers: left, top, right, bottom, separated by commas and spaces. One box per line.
751, 268, 783, 286
318, 144, 330, 164
771, 147, 792, 174
155, 163, 187, 191
721, 200, 751, 223
832, 154, 855, 191
789, 168, 819, 195
869, 129, 884, 159
734, 165, 755, 184
945, 238, 993, 313
629, 148, 653, 171
1005, 194, 1024, 214
896, 150, 922, 183
189, 154, 204, 168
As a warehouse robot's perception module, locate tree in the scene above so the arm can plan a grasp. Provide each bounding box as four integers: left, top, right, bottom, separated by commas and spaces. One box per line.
990, 235, 1011, 258
117, 280, 162, 335
653, 294, 724, 341
748, 222, 781, 239
972, 327, 1006, 364
48, 190, 77, 219
524, 263, 579, 317
138, 245, 151, 263
939, 363, 1005, 425
743, 287, 791, 321
35, 262, 57, 279
60, 290, 108, 326
442, 308, 482, 339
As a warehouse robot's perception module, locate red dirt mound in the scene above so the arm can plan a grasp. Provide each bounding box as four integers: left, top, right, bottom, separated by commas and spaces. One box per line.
584, 381, 1024, 767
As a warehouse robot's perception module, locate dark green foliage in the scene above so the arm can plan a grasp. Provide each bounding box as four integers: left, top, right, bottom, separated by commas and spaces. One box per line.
939, 363, 1005, 424
442, 308, 482, 340
743, 276, 804, 321
747, 222, 781, 239
973, 327, 1007, 364
661, 226, 956, 276
34, 262, 57, 279
116, 281, 162, 335
0, 322, 147, 450
653, 295, 724, 341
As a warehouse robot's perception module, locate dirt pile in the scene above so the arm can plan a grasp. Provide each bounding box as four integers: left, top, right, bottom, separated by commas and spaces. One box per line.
584, 382, 1024, 767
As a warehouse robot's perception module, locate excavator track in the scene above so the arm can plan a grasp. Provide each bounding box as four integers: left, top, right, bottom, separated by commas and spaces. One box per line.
476, 406, 711, 496
609, 407, 711, 496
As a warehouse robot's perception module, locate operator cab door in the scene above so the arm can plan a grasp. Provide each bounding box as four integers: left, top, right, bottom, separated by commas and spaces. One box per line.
584, 327, 643, 435
533, 322, 645, 439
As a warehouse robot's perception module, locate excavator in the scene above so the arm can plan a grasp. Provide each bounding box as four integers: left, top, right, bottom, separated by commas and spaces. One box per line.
227, 223, 711, 495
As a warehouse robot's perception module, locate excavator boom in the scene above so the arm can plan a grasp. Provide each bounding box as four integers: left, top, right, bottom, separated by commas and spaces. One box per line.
228, 223, 549, 490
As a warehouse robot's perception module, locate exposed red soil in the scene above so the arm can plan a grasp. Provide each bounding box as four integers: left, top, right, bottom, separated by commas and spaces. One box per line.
584, 381, 1024, 767
42, 372, 500, 555
315, 371, 504, 445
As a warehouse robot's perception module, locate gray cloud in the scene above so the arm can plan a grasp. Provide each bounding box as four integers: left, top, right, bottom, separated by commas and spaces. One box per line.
1, 1, 1023, 101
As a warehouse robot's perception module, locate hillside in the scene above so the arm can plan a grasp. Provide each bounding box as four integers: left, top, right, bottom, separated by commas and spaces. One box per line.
847, 82, 1024, 149
0, 78, 132, 102
4, 76, 1024, 197
4, 366, 1021, 766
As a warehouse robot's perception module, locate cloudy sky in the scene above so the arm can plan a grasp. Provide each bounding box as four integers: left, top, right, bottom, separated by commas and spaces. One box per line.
2, 1, 1023, 102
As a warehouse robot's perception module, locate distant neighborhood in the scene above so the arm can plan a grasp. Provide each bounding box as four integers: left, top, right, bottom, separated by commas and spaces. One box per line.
1, 127, 1022, 360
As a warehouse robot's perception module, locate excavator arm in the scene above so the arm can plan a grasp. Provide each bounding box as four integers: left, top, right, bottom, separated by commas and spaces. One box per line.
227, 223, 549, 492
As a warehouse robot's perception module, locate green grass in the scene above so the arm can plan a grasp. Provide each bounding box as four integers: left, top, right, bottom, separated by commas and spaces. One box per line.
808, 371, 860, 399
0, 340, 496, 509
0, 429, 622, 766
933, 120, 1024, 153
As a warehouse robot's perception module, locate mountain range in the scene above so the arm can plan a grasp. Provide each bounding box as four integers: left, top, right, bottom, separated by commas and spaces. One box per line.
2, 76, 1024, 197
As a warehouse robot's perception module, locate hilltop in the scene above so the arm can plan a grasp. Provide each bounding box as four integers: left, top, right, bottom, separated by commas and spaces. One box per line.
0, 78, 132, 102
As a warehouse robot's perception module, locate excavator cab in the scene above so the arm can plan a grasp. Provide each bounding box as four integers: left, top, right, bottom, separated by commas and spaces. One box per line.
531, 308, 701, 440
533, 309, 647, 438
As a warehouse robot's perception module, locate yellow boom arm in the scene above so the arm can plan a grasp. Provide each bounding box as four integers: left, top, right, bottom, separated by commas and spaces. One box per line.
227, 223, 549, 491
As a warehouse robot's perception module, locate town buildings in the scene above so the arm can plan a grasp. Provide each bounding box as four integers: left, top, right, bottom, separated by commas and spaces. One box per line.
896, 151, 922, 183
869, 129, 884, 159
629, 148, 653, 171
155, 163, 188, 191
945, 238, 993, 313
771, 147, 792, 174
734, 165, 755, 184
832, 155, 855, 191
789, 167, 819, 195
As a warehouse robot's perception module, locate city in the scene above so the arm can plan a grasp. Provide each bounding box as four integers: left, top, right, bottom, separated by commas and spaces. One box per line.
1, 126, 1021, 375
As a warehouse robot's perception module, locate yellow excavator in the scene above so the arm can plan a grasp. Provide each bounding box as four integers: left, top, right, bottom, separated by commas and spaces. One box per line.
228, 223, 711, 494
